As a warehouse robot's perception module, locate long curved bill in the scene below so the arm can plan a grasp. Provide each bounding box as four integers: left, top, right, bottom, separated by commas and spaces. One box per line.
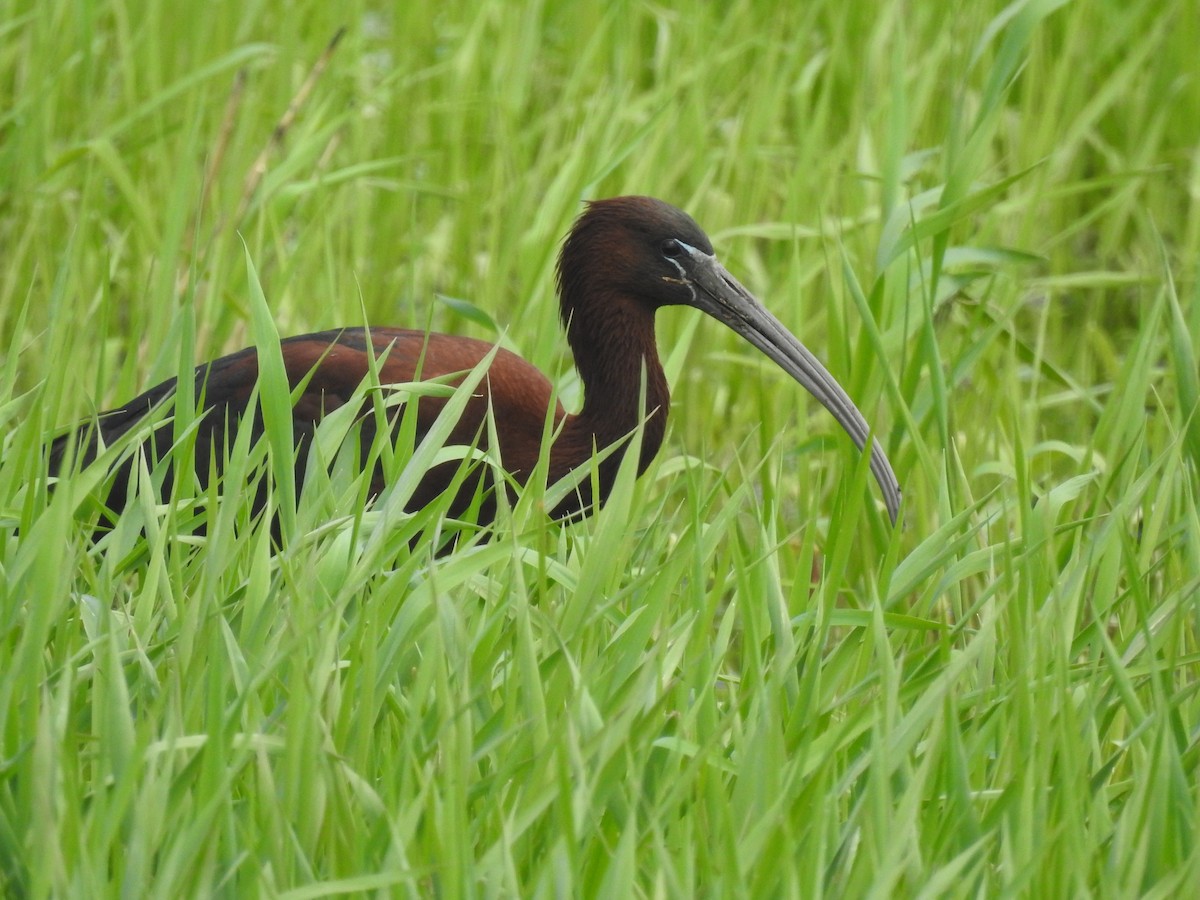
675, 244, 902, 525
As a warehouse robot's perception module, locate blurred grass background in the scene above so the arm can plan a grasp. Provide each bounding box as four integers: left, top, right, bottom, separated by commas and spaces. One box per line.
2, 0, 1198, 894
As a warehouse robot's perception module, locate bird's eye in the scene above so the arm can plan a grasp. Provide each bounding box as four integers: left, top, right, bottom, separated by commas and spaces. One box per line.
660, 239, 684, 259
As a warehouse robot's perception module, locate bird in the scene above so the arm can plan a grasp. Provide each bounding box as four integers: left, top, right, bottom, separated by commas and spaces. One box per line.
48, 196, 902, 539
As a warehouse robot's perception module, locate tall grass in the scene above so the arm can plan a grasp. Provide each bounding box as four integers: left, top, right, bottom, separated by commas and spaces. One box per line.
2, 0, 1198, 894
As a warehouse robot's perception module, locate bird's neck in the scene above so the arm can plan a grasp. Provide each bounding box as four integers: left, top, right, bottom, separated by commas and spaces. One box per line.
549, 296, 670, 510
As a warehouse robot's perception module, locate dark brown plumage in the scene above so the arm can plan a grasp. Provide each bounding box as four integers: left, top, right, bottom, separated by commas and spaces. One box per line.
49, 197, 901, 536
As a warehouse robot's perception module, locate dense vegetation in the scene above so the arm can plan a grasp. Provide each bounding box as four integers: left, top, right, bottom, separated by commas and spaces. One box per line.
2, 0, 1197, 894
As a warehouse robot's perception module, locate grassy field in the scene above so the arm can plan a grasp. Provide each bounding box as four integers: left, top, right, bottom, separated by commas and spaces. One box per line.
3, 0, 1199, 894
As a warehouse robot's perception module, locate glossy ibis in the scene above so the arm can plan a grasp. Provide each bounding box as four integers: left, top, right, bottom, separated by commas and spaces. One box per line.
49, 196, 901, 536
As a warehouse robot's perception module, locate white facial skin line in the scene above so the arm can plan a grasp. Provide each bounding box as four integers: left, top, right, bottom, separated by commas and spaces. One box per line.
663, 250, 699, 306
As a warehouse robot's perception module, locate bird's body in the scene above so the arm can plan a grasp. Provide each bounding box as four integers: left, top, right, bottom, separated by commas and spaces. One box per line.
56, 326, 645, 525
49, 197, 901, 535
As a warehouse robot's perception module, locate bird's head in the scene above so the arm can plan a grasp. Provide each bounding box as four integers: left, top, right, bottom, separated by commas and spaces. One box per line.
556, 195, 903, 524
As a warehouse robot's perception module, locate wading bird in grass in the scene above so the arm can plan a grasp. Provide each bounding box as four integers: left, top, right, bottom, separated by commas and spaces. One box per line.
49, 196, 901, 538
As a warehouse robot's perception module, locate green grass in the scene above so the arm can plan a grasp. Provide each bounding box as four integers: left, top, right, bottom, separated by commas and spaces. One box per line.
3, 0, 1199, 894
